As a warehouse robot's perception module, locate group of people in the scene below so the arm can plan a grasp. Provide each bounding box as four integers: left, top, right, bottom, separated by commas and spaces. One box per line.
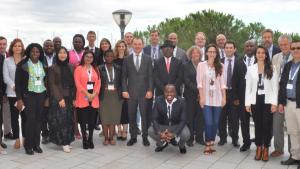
0, 28, 300, 168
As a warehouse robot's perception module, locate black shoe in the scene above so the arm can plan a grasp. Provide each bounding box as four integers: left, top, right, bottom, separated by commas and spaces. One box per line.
4, 132, 14, 140
0, 142, 7, 149
95, 126, 100, 130
33, 146, 43, 153
117, 136, 123, 140
83, 139, 89, 149
41, 137, 49, 144
121, 137, 127, 141
25, 148, 34, 155
127, 138, 137, 146
88, 139, 94, 149
143, 137, 150, 146
170, 138, 178, 146
240, 143, 251, 152
232, 140, 240, 148
250, 138, 255, 142
281, 158, 300, 165
179, 146, 187, 154
218, 139, 227, 146
186, 140, 194, 147
195, 140, 205, 146
155, 142, 168, 152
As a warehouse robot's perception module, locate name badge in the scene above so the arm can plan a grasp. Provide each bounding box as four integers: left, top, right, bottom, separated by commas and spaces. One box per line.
35, 80, 42, 86
287, 83, 293, 90
87, 84, 94, 90
258, 89, 265, 95
108, 84, 115, 91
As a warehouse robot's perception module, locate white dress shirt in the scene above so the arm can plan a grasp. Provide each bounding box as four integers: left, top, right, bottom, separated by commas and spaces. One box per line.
165, 97, 177, 118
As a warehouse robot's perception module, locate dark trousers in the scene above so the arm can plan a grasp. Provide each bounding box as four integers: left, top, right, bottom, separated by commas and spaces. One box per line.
24, 92, 46, 149
0, 100, 3, 141
8, 97, 26, 139
238, 103, 251, 145
128, 97, 149, 139
41, 106, 49, 137
186, 97, 204, 142
251, 94, 272, 147
219, 89, 239, 141
77, 107, 97, 140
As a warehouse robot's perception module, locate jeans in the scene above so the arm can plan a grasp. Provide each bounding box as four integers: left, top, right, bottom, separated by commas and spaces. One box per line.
203, 106, 222, 142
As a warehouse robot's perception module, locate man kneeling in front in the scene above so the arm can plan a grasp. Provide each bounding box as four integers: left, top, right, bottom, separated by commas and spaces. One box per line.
148, 84, 190, 154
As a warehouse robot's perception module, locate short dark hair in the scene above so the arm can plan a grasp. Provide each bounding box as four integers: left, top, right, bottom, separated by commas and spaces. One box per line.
73, 34, 85, 48
87, 31, 96, 36
0, 36, 7, 41
24, 43, 45, 62
150, 30, 160, 36
132, 37, 144, 44
224, 41, 236, 48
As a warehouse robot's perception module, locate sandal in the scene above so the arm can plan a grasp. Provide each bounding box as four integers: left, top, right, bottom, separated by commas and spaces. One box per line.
203, 143, 211, 155
109, 139, 116, 145
210, 142, 216, 153
103, 139, 109, 145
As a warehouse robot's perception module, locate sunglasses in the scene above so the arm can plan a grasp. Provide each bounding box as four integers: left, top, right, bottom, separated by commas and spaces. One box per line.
291, 47, 300, 51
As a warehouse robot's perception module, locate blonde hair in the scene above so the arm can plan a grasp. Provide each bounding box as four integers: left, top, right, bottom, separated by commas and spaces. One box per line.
113, 40, 129, 59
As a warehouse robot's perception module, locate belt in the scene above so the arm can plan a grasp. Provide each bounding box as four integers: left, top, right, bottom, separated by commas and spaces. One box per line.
287, 98, 296, 102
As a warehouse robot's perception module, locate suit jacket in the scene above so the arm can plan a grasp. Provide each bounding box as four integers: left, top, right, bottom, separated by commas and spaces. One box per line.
221, 56, 239, 89
245, 64, 278, 106
84, 46, 100, 58
183, 60, 198, 100
232, 57, 248, 104
99, 63, 122, 100
122, 53, 153, 99
272, 52, 293, 80
152, 96, 186, 136
153, 56, 182, 96
143, 45, 163, 61
269, 45, 281, 59
0, 54, 6, 100
175, 47, 188, 63
278, 61, 300, 108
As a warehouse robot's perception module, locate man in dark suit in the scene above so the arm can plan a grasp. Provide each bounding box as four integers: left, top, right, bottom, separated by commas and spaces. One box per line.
84, 31, 100, 57
143, 30, 163, 62
148, 84, 190, 154
183, 46, 205, 146
122, 37, 153, 146
153, 40, 182, 96
232, 40, 256, 151
168, 33, 188, 62
218, 41, 240, 147
262, 29, 281, 60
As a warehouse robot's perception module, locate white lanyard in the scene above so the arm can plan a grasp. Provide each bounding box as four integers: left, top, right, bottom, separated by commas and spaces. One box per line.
289, 65, 300, 81
74, 50, 82, 62
87, 68, 92, 81
105, 65, 115, 83
32, 61, 41, 78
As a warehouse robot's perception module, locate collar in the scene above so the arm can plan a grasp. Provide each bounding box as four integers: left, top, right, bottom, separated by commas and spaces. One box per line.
165, 97, 177, 106
134, 52, 142, 57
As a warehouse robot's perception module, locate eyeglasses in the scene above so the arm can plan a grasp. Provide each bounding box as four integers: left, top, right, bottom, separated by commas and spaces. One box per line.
291, 47, 300, 51
207, 51, 216, 54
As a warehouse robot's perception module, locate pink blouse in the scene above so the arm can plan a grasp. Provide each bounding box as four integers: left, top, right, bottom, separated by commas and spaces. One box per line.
69, 50, 84, 67
196, 61, 226, 107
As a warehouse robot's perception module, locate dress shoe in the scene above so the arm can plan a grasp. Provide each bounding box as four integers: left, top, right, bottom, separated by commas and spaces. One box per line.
281, 157, 300, 165
41, 136, 49, 144
155, 142, 168, 152
179, 146, 187, 154
82, 138, 89, 149
33, 146, 43, 153
218, 139, 227, 146
186, 140, 194, 147
261, 147, 269, 162
4, 132, 14, 140
0, 142, 7, 149
88, 138, 94, 149
232, 140, 240, 148
170, 138, 178, 146
117, 136, 123, 140
25, 148, 34, 155
270, 150, 283, 157
240, 143, 251, 152
143, 137, 150, 146
127, 138, 137, 146
255, 146, 262, 160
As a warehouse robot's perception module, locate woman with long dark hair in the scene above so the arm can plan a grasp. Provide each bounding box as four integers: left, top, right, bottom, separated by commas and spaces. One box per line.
197, 44, 226, 155
74, 51, 101, 149
48, 47, 75, 153
96, 38, 111, 66
245, 45, 278, 161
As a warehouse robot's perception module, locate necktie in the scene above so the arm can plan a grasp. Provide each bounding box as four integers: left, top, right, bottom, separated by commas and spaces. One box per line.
167, 105, 171, 125
227, 59, 232, 89
247, 57, 251, 66
166, 58, 170, 74
152, 47, 157, 59
135, 55, 140, 71
221, 49, 224, 59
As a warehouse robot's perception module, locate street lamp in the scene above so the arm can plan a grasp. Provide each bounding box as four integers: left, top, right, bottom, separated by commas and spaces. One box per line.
112, 9, 132, 39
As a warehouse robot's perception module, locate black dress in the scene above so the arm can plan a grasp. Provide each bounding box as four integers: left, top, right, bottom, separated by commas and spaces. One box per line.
114, 58, 129, 124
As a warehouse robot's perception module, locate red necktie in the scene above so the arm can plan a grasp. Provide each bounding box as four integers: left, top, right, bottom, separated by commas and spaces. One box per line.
166, 58, 170, 74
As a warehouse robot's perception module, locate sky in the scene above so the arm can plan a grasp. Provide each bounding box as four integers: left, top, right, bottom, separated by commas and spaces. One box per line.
0, 0, 299, 48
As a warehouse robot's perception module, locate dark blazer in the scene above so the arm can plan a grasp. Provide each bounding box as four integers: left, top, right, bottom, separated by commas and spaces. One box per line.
183, 60, 198, 100
153, 56, 182, 96
84, 46, 100, 58
232, 57, 248, 104
122, 53, 153, 99
221, 56, 239, 83
278, 61, 300, 108
0, 54, 6, 100
175, 47, 188, 63
15, 58, 47, 101
99, 63, 122, 100
143, 45, 163, 61
270, 45, 281, 58
152, 96, 186, 135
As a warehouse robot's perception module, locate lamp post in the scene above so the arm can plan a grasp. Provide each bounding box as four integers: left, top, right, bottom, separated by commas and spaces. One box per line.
112, 9, 132, 39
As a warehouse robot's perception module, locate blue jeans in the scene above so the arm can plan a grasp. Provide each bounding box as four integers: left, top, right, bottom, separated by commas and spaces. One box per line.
203, 106, 222, 142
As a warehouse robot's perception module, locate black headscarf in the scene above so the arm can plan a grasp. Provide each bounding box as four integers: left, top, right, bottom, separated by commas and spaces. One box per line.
55, 47, 74, 89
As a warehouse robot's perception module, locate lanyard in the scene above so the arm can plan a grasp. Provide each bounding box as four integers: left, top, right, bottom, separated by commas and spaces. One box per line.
105, 65, 115, 83
87, 68, 92, 81
74, 50, 82, 62
289, 64, 300, 81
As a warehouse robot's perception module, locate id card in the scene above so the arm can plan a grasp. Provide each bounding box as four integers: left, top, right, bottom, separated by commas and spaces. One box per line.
258, 89, 265, 95
87, 84, 94, 90
108, 84, 115, 90
35, 80, 42, 86
286, 83, 293, 90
